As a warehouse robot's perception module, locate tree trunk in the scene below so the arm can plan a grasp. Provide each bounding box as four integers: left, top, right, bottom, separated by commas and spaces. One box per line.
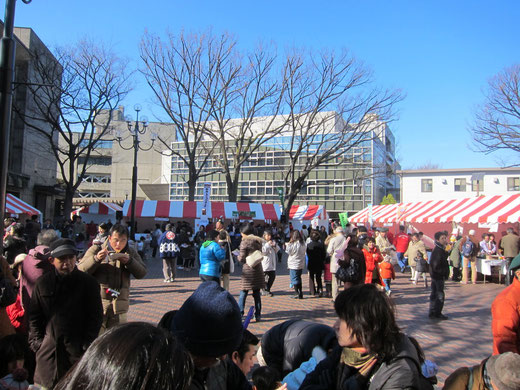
63, 188, 75, 221
226, 167, 241, 202
187, 164, 197, 201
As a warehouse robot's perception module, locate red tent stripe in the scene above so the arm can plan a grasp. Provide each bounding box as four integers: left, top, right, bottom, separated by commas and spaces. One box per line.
431, 198, 470, 223
288, 205, 299, 219
98, 203, 108, 215
134, 200, 145, 218
212, 202, 226, 219
498, 202, 520, 223
6, 194, 40, 215
183, 201, 197, 219
477, 194, 520, 223
410, 200, 445, 221
459, 195, 502, 223
303, 205, 320, 220
236, 202, 251, 219
155, 201, 171, 218
261, 204, 278, 221
377, 205, 397, 223
399, 201, 430, 221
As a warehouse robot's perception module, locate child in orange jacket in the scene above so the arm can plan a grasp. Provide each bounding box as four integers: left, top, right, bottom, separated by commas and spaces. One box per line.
379, 250, 396, 296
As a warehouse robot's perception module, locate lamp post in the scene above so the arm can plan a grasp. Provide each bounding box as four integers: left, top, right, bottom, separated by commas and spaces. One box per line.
114, 104, 156, 240
0, 0, 32, 249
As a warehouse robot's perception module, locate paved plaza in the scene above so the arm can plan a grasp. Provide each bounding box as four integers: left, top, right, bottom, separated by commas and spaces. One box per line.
128, 256, 504, 386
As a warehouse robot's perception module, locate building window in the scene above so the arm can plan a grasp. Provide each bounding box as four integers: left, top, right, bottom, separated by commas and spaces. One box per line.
471, 179, 484, 192
454, 178, 466, 192
421, 179, 432, 192
77, 156, 112, 166
507, 177, 520, 191
79, 139, 113, 149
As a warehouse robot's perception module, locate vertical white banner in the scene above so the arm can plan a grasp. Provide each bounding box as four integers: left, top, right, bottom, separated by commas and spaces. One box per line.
202, 182, 212, 214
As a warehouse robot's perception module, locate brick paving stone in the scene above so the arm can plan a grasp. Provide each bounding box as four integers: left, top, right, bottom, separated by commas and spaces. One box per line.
128, 256, 503, 386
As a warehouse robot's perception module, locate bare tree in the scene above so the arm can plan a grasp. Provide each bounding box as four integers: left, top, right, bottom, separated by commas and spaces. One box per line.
277, 49, 402, 217
204, 44, 287, 201
139, 31, 227, 200
14, 40, 131, 217
471, 65, 520, 165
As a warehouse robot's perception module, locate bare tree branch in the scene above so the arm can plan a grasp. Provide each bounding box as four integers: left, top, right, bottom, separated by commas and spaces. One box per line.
470, 64, 520, 164
13, 39, 132, 216
139, 30, 226, 199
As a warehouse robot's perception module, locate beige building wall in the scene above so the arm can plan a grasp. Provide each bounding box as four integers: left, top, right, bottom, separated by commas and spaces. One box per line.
63, 106, 175, 204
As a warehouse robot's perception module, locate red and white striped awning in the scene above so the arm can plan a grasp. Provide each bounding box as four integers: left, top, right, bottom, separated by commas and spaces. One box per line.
5, 193, 41, 216
289, 204, 328, 221
122, 200, 282, 221
72, 202, 123, 216
349, 194, 520, 224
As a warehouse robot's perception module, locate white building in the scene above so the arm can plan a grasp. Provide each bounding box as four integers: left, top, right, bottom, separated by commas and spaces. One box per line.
398, 168, 520, 203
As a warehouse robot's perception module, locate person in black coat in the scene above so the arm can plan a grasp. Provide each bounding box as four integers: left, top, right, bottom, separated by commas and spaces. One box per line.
3, 223, 27, 265
28, 239, 102, 389
259, 319, 337, 379
306, 230, 326, 297
428, 231, 450, 320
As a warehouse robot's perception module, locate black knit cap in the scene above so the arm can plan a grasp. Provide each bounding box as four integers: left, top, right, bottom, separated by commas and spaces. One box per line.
171, 281, 243, 357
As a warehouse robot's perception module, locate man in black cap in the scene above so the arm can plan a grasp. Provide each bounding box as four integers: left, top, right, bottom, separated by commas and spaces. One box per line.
28, 238, 103, 389
164, 281, 245, 390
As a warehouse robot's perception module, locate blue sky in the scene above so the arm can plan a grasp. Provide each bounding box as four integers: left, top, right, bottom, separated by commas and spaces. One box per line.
14, 0, 520, 169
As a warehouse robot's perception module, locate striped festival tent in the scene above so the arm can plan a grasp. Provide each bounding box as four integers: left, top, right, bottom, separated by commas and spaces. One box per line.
348, 194, 520, 224
6, 193, 41, 216
122, 200, 281, 221
288, 204, 328, 221
72, 202, 123, 216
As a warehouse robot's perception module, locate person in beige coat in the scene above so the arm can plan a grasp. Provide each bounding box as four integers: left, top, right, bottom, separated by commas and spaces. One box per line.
405, 233, 428, 286
78, 224, 146, 333
326, 227, 346, 301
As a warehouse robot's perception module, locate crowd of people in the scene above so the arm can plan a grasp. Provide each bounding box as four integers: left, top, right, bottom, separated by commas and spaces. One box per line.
0, 215, 519, 389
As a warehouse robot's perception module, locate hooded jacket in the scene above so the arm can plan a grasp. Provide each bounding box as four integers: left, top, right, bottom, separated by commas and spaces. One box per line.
199, 240, 226, 278
21, 245, 54, 311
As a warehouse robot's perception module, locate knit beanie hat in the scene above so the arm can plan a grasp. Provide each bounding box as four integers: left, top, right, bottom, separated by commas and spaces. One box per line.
171, 281, 243, 357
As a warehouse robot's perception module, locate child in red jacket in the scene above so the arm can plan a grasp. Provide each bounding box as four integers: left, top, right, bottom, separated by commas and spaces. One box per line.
379, 250, 396, 296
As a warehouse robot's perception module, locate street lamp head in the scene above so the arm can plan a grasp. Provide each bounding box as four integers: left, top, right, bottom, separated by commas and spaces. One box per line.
114, 129, 122, 141
141, 115, 149, 129
134, 103, 142, 112
150, 132, 158, 141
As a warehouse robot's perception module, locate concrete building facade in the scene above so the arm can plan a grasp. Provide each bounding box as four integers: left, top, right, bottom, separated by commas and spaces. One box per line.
398, 167, 520, 203
166, 112, 400, 218
6, 26, 62, 219
66, 106, 175, 205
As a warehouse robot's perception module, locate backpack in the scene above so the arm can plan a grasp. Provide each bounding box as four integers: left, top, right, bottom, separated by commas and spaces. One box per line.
461, 238, 474, 258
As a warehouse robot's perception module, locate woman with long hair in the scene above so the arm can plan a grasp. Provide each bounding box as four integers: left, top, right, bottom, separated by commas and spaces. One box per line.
306, 230, 326, 297
286, 230, 307, 299
238, 224, 265, 322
